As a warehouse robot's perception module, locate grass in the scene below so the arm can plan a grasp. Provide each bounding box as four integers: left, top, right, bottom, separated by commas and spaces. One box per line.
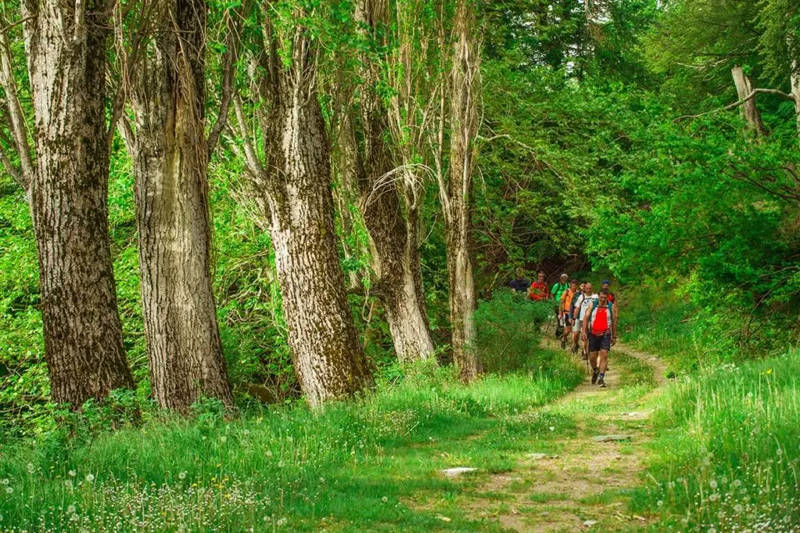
632, 350, 800, 531
0, 348, 583, 532
616, 283, 800, 530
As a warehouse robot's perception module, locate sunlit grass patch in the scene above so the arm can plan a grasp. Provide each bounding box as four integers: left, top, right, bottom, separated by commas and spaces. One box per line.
635, 350, 800, 531
0, 347, 582, 531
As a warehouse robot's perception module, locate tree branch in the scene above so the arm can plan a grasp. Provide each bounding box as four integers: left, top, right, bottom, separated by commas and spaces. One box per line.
676, 88, 796, 122
207, 5, 243, 157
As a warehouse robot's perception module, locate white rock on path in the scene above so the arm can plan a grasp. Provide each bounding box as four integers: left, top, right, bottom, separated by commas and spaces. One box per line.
440, 467, 478, 477
593, 434, 632, 442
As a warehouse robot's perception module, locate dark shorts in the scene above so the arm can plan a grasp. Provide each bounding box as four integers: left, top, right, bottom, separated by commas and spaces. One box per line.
588, 332, 611, 352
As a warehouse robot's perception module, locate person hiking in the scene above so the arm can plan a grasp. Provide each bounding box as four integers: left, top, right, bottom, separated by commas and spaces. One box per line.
551, 273, 570, 336
582, 289, 617, 388
577, 282, 599, 360
570, 281, 587, 354
508, 268, 530, 294
560, 279, 578, 349
601, 280, 618, 308
528, 271, 549, 301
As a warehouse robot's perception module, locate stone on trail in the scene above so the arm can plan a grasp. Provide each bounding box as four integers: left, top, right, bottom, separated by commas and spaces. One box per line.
527, 453, 559, 460
592, 434, 632, 442
440, 467, 478, 477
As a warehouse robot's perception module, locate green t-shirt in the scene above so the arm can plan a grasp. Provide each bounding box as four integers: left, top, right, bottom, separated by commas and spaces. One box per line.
551, 282, 569, 303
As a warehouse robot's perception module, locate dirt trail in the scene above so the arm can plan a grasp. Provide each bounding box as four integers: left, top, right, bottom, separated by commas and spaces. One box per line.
458, 338, 670, 532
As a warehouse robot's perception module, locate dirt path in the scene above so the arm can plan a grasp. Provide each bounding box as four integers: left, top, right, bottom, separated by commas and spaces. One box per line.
454, 340, 670, 531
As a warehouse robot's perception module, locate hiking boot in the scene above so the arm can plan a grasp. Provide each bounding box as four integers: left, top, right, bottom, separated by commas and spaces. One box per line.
591, 369, 599, 384
598, 376, 606, 388
571, 344, 579, 354
561, 338, 567, 350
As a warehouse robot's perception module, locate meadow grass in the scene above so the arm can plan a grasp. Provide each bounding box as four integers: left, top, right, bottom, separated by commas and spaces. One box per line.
632, 350, 800, 531
0, 348, 583, 532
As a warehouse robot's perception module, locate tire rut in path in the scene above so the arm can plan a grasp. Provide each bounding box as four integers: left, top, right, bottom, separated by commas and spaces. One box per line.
459, 340, 669, 532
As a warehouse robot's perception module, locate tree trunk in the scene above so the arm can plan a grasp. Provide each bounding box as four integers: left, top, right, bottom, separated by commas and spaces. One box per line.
791, 60, 800, 143
445, 0, 481, 381
354, 0, 435, 364
731, 66, 767, 137
246, 24, 373, 406
128, 0, 232, 410
22, 0, 134, 406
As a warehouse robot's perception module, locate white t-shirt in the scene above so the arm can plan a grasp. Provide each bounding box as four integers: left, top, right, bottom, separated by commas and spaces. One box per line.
579, 293, 599, 320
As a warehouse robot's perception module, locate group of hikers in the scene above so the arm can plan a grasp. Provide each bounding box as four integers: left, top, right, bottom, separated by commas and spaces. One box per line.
509, 269, 618, 388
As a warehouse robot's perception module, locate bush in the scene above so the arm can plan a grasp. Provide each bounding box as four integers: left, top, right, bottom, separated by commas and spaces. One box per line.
474, 290, 553, 373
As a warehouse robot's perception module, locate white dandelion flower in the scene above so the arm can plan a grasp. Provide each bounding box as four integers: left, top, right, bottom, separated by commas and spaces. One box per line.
85, 474, 94, 483
5, 487, 12, 494
68, 470, 76, 477
178, 472, 187, 480
67, 505, 76, 514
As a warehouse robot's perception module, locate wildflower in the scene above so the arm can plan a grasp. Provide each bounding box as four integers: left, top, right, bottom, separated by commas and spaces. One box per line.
85, 474, 95, 483
65, 479, 73, 488
657, 500, 663, 507
220, 436, 227, 444
709, 493, 719, 502
266, 450, 273, 457
276, 517, 287, 527
733, 479, 742, 487
734, 504, 743, 513
5, 487, 12, 494
68, 470, 76, 477
26, 463, 35, 474
319, 477, 325, 483
709, 528, 716, 533
709, 479, 718, 489
548, 426, 555, 432
178, 472, 187, 480
381, 496, 388, 503
67, 505, 76, 514
1, 479, 8, 485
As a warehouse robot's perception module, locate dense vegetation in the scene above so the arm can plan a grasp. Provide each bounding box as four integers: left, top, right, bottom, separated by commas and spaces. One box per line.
1, 0, 799, 530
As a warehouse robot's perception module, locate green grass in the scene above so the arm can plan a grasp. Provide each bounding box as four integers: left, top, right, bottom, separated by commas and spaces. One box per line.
0, 350, 583, 532
632, 350, 800, 530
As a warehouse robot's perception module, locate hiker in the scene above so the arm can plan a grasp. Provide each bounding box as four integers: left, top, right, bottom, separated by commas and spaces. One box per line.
601, 280, 618, 309
528, 271, 549, 301
508, 267, 530, 294
560, 279, 578, 349
570, 281, 587, 354
551, 273, 570, 334
583, 289, 617, 388
577, 282, 599, 360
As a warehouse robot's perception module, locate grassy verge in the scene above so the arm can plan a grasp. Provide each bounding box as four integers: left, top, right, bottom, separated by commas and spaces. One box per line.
633, 350, 800, 530
0, 307, 582, 532
618, 284, 800, 530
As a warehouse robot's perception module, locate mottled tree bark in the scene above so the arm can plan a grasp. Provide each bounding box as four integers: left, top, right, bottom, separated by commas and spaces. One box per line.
731, 66, 767, 137
444, 0, 481, 381
128, 0, 232, 409
21, 0, 134, 406
354, 0, 435, 363
791, 60, 800, 142
237, 19, 373, 406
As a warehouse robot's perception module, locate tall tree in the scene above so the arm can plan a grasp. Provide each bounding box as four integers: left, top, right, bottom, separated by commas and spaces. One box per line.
121, 0, 233, 409
233, 2, 373, 406
14, 0, 134, 405
441, 0, 481, 381
352, 0, 435, 363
